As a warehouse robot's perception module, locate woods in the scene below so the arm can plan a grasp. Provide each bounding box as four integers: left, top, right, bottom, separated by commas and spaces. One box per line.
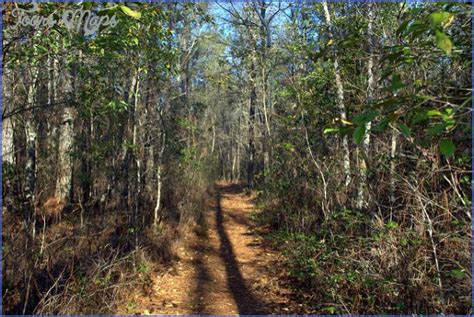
2, 1, 472, 314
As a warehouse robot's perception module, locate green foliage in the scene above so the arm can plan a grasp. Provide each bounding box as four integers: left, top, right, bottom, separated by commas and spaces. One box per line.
435, 30, 453, 55
398, 123, 411, 137
439, 139, 455, 157
119, 5, 142, 19
269, 230, 321, 284
2, 1, 471, 314
385, 221, 398, 230
390, 74, 404, 93
323, 127, 339, 135
449, 269, 465, 280
430, 12, 455, 28
322, 306, 338, 314
104, 100, 128, 114
353, 125, 366, 145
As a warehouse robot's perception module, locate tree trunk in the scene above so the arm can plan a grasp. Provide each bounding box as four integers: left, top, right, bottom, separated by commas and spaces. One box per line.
25, 69, 40, 210
247, 59, 257, 189
2, 115, 14, 165
55, 44, 77, 206
25, 119, 36, 204
2, 52, 15, 167
55, 105, 74, 203
322, 2, 351, 187
357, 3, 375, 209
153, 162, 163, 227
153, 132, 166, 228
122, 70, 138, 217
211, 124, 216, 154
132, 70, 141, 230
389, 128, 398, 206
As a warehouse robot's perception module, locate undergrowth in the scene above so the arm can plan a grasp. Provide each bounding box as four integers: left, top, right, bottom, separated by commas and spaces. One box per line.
3, 147, 216, 314
258, 208, 471, 314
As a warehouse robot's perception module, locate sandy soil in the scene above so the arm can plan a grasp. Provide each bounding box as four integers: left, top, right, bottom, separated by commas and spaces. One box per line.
117, 182, 295, 314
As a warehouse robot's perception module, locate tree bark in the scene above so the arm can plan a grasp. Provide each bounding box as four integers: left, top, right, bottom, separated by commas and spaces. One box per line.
322, 2, 351, 187
357, 3, 375, 209
153, 134, 166, 228
2, 115, 14, 165
55, 105, 74, 203
132, 69, 141, 229
247, 58, 257, 189
389, 127, 398, 206
25, 69, 40, 209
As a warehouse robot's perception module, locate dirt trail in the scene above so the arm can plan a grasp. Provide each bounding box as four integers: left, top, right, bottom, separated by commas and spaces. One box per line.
118, 182, 292, 314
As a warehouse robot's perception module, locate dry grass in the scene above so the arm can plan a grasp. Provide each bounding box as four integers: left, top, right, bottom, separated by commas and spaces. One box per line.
258, 142, 471, 314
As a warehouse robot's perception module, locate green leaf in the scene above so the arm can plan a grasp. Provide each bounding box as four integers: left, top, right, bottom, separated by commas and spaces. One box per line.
82, 2, 94, 10
427, 110, 444, 117
449, 269, 465, 280
353, 125, 366, 145
391, 74, 404, 92
431, 12, 455, 28
120, 5, 141, 19
384, 51, 404, 63
398, 123, 411, 137
353, 111, 378, 125
412, 112, 429, 124
386, 221, 398, 229
281, 143, 295, 152
407, 22, 430, 40
427, 123, 446, 136
435, 30, 453, 55
34, 44, 48, 54
396, 20, 410, 36
323, 128, 339, 134
373, 117, 389, 132
105, 100, 128, 113
380, 69, 393, 81
322, 306, 337, 314
439, 139, 455, 157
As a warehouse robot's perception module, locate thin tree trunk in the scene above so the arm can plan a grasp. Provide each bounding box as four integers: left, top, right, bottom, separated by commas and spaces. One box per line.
211, 124, 216, 154
79, 113, 92, 209
389, 127, 398, 208
2, 61, 15, 166
131, 69, 141, 237
154, 133, 166, 228
25, 69, 40, 210
236, 139, 241, 181
122, 71, 138, 218
146, 145, 155, 195
231, 146, 236, 181
236, 103, 242, 181
25, 118, 37, 204
247, 58, 257, 189
2, 115, 14, 165
357, 3, 375, 209
322, 2, 351, 187
23, 69, 39, 315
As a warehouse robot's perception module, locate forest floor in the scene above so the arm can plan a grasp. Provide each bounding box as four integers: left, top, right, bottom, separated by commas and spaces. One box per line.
117, 181, 304, 314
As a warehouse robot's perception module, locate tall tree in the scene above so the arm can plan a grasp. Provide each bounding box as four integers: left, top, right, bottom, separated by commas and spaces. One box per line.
322, 1, 351, 187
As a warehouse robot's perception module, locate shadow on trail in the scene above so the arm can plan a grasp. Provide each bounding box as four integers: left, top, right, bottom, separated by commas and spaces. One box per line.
214, 183, 266, 314
190, 211, 213, 314
189, 245, 213, 314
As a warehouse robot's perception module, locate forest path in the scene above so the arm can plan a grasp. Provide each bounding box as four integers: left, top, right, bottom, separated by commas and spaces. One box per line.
118, 181, 291, 314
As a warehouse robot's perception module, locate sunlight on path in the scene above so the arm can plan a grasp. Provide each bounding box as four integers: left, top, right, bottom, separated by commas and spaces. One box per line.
117, 182, 289, 314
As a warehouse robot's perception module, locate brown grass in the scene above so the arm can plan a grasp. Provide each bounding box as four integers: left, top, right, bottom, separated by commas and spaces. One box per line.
36, 197, 65, 223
